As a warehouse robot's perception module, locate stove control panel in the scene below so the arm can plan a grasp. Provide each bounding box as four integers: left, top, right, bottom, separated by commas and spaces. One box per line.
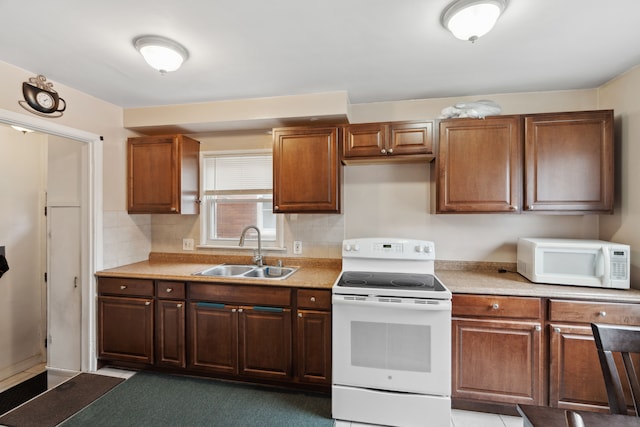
342, 238, 435, 260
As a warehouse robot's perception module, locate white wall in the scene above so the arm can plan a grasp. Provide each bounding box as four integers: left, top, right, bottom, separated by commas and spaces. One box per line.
598, 65, 640, 287
0, 126, 47, 379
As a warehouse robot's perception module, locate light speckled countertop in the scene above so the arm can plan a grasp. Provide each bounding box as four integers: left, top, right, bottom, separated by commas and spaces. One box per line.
96, 252, 341, 289
96, 254, 640, 302
436, 261, 640, 303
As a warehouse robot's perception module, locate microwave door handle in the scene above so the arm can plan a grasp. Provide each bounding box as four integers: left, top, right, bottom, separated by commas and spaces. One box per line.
602, 247, 611, 287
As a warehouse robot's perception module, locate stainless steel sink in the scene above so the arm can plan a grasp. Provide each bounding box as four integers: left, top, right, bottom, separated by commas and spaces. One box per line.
242, 266, 298, 280
193, 264, 256, 277
192, 264, 298, 280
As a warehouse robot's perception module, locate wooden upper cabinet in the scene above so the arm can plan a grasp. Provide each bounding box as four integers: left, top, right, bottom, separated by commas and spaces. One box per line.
437, 116, 522, 213
272, 126, 340, 213
524, 110, 614, 213
343, 121, 434, 163
127, 134, 200, 214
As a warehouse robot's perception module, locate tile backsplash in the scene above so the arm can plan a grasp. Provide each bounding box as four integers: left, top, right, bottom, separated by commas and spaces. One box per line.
103, 211, 152, 269
103, 211, 345, 269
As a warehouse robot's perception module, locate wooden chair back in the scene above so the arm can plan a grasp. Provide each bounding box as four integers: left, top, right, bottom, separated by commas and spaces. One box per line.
591, 323, 640, 416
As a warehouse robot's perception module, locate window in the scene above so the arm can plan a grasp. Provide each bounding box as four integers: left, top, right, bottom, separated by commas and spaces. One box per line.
200, 151, 283, 249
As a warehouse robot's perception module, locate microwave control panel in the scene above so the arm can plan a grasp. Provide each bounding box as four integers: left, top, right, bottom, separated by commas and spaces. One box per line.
610, 249, 629, 279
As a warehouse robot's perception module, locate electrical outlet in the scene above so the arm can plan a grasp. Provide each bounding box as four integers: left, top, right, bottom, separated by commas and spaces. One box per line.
293, 240, 302, 255
182, 238, 195, 251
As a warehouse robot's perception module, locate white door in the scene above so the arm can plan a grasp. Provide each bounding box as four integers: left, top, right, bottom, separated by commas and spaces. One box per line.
47, 136, 83, 371
47, 207, 81, 370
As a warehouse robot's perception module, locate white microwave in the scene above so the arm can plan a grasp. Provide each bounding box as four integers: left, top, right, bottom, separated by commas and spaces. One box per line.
517, 237, 630, 289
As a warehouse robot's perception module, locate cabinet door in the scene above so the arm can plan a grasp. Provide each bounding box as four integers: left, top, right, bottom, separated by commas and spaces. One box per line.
549, 324, 610, 411
524, 110, 614, 213
273, 127, 340, 213
239, 306, 292, 380
438, 116, 522, 213
452, 318, 543, 405
296, 309, 331, 385
344, 123, 387, 158
127, 135, 200, 214
156, 299, 186, 368
188, 302, 238, 374
389, 121, 433, 155
98, 296, 154, 364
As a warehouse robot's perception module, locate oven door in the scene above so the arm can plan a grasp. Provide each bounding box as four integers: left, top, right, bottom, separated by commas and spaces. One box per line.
332, 294, 451, 396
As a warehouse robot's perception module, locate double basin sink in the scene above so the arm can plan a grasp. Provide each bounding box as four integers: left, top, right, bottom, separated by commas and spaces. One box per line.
192, 264, 298, 280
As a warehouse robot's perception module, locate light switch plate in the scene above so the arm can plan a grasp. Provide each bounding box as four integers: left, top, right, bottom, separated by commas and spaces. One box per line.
293, 241, 302, 255
182, 238, 195, 251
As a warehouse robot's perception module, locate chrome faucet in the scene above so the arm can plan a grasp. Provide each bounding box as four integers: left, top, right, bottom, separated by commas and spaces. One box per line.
239, 225, 263, 267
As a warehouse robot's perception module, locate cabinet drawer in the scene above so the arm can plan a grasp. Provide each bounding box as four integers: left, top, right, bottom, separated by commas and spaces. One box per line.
156, 281, 185, 299
190, 283, 291, 307
549, 299, 640, 325
98, 277, 154, 297
453, 294, 542, 319
297, 289, 331, 310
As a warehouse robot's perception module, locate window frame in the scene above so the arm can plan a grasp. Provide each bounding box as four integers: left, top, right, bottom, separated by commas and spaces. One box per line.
198, 149, 284, 250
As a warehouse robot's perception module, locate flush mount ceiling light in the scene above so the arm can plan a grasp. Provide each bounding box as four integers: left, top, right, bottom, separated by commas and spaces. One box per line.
133, 35, 189, 73
441, 0, 507, 42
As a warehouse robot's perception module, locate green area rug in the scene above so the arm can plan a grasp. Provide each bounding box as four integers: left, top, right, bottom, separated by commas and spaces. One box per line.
61, 371, 333, 427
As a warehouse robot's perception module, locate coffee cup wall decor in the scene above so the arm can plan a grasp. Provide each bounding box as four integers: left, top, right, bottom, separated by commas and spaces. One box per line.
19, 75, 66, 117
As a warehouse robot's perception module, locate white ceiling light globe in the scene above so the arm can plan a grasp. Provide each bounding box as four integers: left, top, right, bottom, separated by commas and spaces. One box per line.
134, 36, 189, 73
441, 0, 507, 42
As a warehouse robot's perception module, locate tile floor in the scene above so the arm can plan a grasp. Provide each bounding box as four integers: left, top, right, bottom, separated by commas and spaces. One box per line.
2, 366, 523, 427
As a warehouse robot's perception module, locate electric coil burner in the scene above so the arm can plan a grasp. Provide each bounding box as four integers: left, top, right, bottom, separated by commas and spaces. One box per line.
332, 238, 452, 427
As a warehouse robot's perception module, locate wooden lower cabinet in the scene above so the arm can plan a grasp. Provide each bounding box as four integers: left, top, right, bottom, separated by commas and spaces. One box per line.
548, 299, 640, 412
156, 281, 186, 368
453, 293, 544, 412
98, 278, 331, 392
549, 323, 609, 411
187, 303, 293, 381
452, 318, 543, 406
97, 277, 155, 365
295, 289, 332, 385
296, 309, 331, 384
453, 294, 640, 414
239, 307, 292, 379
188, 302, 239, 374
98, 295, 154, 364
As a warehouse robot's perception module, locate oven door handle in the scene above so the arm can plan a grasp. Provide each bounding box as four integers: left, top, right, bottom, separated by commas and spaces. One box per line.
332, 296, 451, 311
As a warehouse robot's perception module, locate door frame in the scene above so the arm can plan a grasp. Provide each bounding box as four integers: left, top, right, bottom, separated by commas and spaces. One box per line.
0, 108, 103, 372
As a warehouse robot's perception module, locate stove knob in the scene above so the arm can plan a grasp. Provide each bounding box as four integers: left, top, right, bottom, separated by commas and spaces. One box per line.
415, 245, 424, 253
424, 245, 432, 253
353, 244, 360, 252
344, 243, 352, 252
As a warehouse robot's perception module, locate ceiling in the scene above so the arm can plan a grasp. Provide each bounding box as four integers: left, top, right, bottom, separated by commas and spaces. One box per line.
1, 0, 640, 110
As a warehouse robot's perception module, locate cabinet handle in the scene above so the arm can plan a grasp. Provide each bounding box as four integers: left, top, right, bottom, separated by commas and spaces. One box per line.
492, 303, 499, 310
554, 327, 561, 333
387, 148, 393, 154
274, 205, 279, 211
535, 325, 541, 331
310, 297, 316, 302
232, 308, 237, 312
145, 301, 151, 306
238, 308, 243, 313
120, 285, 127, 290
509, 205, 518, 211
170, 207, 177, 212
298, 313, 302, 318
166, 288, 173, 293
177, 303, 183, 308
381, 149, 387, 154
529, 205, 534, 210
599, 311, 607, 317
